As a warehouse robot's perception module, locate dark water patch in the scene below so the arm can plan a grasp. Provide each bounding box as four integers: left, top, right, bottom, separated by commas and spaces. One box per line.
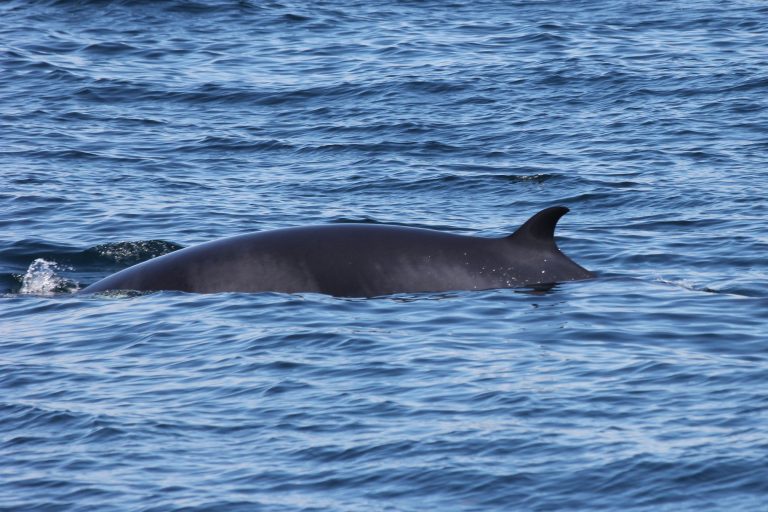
81, 41, 138, 55
401, 79, 468, 94
0, 239, 83, 266
174, 135, 296, 154
281, 13, 312, 24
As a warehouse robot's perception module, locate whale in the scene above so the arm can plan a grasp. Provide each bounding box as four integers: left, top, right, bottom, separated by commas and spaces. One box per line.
79, 206, 594, 297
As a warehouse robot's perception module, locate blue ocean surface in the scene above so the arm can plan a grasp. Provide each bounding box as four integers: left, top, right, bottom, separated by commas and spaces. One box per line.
2, 1, 768, 510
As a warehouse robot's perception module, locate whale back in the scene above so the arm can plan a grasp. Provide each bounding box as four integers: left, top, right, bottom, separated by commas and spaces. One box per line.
80, 207, 594, 296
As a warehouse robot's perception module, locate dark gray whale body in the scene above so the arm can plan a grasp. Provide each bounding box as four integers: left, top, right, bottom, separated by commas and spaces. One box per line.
80, 206, 594, 297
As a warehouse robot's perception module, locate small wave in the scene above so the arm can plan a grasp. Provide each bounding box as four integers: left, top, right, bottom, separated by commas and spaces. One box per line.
281, 13, 311, 23
2, 240, 182, 267
402, 80, 468, 94
18, 259, 78, 295
173, 136, 295, 153
653, 276, 763, 299
81, 41, 138, 55
83, 240, 183, 265
2, 241, 183, 295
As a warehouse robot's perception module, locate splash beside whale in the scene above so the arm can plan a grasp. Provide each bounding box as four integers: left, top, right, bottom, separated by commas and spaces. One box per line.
79, 206, 594, 297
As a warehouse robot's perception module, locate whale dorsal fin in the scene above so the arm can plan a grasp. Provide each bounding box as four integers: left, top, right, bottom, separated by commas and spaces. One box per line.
506, 206, 569, 250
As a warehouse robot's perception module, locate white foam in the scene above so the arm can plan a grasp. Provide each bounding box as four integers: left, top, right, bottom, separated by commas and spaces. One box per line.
19, 259, 78, 295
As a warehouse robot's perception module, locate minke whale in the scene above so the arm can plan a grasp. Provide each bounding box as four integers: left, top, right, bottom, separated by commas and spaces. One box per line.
80, 206, 594, 297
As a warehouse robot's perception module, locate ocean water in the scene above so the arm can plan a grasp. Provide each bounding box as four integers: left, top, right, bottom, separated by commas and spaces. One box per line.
2, 0, 768, 510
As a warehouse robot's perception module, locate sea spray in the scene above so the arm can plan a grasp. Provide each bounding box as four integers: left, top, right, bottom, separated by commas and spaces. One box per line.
19, 259, 78, 295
